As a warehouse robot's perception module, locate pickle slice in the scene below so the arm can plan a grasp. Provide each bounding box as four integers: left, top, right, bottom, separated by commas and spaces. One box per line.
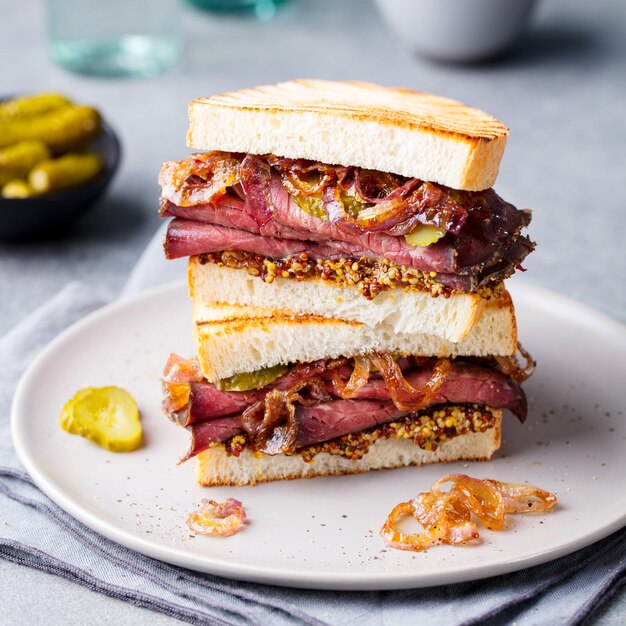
215, 364, 288, 392
404, 224, 446, 247
293, 195, 326, 220
341, 194, 371, 218
293, 194, 371, 221
60, 386, 142, 452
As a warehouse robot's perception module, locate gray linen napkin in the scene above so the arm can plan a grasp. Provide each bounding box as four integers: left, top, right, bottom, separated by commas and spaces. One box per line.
1, 224, 625, 626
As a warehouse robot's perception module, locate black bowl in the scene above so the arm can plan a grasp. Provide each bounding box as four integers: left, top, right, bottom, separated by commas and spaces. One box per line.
0, 119, 121, 241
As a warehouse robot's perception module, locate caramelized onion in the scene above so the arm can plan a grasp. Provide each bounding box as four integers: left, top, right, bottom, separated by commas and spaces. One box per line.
380, 500, 442, 552
352, 179, 419, 230
241, 376, 332, 455
187, 498, 247, 537
165, 151, 241, 206
380, 474, 557, 552
267, 156, 338, 197
413, 492, 480, 544
369, 354, 452, 412
276, 358, 346, 390
353, 169, 404, 203
163, 152, 485, 238
330, 353, 452, 409
407, 182, 468, 234
239, 155, 273, 226
322, 185, 359, 231
162, 153, 523, 242
487, 480, 557, 513
349, 180, 468, 235
282, 171, 328, 197
494, 342, 535, 383
161, 354, 204, 414
162, 353, 204, 384
330, 356, 371, 399
432, 474, 505, 531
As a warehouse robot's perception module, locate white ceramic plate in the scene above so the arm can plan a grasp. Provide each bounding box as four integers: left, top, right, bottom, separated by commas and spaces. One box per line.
11, 281, 626, 590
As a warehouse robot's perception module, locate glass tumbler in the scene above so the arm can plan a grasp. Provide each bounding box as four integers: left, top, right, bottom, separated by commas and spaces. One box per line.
187, 0, 286, 20
47, 0, 183, 78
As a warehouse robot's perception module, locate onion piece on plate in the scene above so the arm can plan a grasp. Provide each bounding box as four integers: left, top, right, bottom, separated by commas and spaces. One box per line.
187, 498, 247, 537
381, 474, 557, 552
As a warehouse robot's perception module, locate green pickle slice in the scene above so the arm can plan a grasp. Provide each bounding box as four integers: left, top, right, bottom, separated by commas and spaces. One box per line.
60, 386, 142, 452
293, 195, 326, 219
404, 224, 446, 247
293, 194, 370, 221
215, 364, 288, 392
342, 195, 370, 218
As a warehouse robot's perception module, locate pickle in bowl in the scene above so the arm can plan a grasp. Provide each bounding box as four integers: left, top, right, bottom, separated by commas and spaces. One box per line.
29, 152, 103, 194
1, 179, 34, 199
0, 92, 71, 121
0, 140, 51, 186
0, 91, 119, 240
0, 104, 102, 152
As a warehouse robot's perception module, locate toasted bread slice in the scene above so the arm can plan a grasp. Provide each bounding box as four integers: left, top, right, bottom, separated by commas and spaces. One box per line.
189, 260, 492, 343
192, 296, 516, 382
187, 80, 508, 191
194, 414, 501, 486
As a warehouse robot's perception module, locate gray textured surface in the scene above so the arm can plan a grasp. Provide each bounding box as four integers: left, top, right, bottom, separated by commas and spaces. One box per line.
0, 0, 624, 623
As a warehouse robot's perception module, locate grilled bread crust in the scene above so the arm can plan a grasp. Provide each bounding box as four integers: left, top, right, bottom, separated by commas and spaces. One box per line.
194, 414, 501, 486
192, 294, 516, 382
187, 80, 508, 191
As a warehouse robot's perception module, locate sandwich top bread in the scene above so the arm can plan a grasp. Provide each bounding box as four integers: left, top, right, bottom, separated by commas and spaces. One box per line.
187, 80, 509, 191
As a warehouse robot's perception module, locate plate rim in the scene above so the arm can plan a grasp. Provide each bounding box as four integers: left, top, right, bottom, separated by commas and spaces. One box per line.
10, 280, 626, 590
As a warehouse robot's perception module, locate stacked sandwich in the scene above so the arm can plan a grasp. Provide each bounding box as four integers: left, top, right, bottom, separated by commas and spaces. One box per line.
159, 80, 534, 486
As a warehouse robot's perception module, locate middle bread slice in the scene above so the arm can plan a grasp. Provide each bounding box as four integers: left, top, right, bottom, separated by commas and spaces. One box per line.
188, 258, 500, 343
192, 293, 517, 383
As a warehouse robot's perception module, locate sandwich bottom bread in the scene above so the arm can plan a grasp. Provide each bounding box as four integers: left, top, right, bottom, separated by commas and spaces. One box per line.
193, 413, 502, 487
161, 301, 533, 487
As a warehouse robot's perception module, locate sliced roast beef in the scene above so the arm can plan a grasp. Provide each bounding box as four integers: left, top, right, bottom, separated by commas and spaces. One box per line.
294, 399, 405, 447
267, 177, 532, 275
182, 397, 498, 462
179, 366, 339, 426
164, 216, 533, 293
183, 417, 243, 462
163, 178, 531, 278
176, 359, 526, 427
345, 362, 527, 419
160, 157, 533, 287
162, 197, 312, 242
164, 215, 461, 272
165, 219, 311, 260
184, 383, 258, 426
160, 155, 530, 251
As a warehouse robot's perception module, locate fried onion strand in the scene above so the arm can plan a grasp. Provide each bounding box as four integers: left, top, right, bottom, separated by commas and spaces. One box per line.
380, 474, 557, 552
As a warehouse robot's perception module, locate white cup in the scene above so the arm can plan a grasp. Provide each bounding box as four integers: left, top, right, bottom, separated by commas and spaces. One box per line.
373, 0, 539, 63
